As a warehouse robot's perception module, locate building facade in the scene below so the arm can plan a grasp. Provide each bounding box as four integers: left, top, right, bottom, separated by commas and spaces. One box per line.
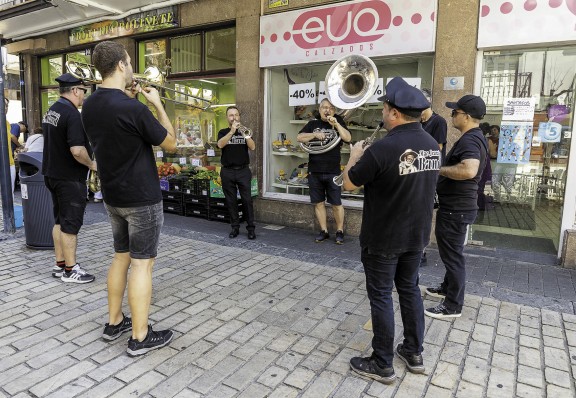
4, 0, 576, 264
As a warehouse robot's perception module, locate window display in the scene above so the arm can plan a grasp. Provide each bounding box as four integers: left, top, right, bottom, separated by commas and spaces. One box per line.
263, 55, 433, 205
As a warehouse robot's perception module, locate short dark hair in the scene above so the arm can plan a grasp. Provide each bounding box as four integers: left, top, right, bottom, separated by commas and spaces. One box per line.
491, 125, 500, 133
93, 41, 128, 79
226, 106, 239, 115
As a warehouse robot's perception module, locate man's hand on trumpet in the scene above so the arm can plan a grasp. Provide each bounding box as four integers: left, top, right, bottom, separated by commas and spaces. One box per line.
125, 82, 141, 99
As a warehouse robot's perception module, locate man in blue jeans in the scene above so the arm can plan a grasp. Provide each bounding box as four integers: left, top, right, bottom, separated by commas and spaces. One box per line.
425, 95, 488, 319
342, 77, 441, 384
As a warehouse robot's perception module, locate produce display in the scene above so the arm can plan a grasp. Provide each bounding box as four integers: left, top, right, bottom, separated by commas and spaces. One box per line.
157, 162, 222, 190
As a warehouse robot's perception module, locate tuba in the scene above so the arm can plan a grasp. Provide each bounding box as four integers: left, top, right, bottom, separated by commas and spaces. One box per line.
299, 54, 378, 154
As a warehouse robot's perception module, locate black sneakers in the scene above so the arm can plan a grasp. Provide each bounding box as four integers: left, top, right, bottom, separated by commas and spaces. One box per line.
127, 325, 174, 357
102, 315, 132, 341
335, 230, 344, 245
61, 264, 95, 284
424, 303, 462, 319
248, 230, 256, 240
396, 344, 425, 373
229, 228, 239, 238
426, 285, 447, 298
315, 230, 329, 242
349, 356, 396, 384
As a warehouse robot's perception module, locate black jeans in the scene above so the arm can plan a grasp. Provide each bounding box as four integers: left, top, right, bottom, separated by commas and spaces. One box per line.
361, 249, 424, 367
435, 209, 476, 312
220, 167, 255, 231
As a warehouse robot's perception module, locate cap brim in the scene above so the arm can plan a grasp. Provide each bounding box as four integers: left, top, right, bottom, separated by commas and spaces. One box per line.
377, 95, 386, 102
445, 101, 458, 109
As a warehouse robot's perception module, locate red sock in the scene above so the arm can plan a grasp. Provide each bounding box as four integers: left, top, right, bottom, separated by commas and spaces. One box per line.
56, 260, 65, 269
64, 263, 76, 273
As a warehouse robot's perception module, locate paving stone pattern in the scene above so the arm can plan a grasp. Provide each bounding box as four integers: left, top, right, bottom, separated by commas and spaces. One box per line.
1, 222, 576, 397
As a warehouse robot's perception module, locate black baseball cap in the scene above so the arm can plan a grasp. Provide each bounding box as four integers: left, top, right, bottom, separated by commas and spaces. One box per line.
446, 95, 486, 119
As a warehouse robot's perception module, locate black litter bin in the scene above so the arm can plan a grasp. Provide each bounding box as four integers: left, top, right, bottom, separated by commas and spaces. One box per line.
19, 152, 54, 249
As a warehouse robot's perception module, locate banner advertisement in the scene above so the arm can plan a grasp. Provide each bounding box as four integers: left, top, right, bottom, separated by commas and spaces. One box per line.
497, 122, 534, 164
69, 7, 177, 45
259, 0, 437, 67
478, 0, 576, 48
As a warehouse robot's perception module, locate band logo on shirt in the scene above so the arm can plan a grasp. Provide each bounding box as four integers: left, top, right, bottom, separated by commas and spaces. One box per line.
398, 149, 441, 175
43, 110, 61, 127
229, 135, 246, 145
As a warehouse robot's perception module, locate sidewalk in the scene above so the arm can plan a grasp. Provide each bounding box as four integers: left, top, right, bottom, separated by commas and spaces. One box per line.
1, 220, 575, 397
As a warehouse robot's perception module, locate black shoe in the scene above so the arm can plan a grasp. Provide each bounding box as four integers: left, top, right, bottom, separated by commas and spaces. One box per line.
127, 325, 174, 357
349, 356, 396, 384
426, 285, 447, 298
424, 303, 461, 319
248, 230, 256, 240
61, 264, 95, 284
335, 230, 344, 245
229, 229, 239, 238
315, 230, 329, 243
396, 344, 425, 373
102, 314, 132, 341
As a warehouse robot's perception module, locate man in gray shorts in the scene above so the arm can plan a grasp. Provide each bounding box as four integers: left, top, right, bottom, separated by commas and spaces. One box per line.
82, 41, 177, 356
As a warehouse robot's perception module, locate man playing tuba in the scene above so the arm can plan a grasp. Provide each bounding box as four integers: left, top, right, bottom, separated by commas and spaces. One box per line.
297, 98, 351, 244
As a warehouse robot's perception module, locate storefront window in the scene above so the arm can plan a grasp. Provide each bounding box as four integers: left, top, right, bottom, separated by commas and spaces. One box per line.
472, 47, 576, 254
40, 51, 92, 114
205, 27, 235, 71
170, 34, 201, 73
263, 56, 433, 206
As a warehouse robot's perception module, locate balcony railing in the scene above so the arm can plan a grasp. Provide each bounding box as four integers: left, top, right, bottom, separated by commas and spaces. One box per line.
481, 72, 532, 107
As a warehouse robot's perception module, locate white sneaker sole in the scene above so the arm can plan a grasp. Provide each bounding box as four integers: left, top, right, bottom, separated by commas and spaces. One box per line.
126, 332, 174, 357
350, 364, 396, 384
425, 290, 447, 299
61, 275, 95, 284
424, 309, 461, 319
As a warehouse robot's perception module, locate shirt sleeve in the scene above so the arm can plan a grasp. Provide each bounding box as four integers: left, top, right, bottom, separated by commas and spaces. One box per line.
66, 111, 88, 148
10, 124, 20, 138
458, 135, 483, 162
348, 147, 380, 188
133, 104, 168, 146
299, 120, 315, 134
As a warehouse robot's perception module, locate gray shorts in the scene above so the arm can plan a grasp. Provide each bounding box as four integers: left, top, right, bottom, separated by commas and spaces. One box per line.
104, 202, 164, 259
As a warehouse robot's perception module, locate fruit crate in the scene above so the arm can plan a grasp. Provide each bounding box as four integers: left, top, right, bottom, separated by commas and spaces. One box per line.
194, 179, 210, 196
209, 197, 242, 209
183, 193, 209, 208
163, 201, 184, 216
209, 208, 244, 223
184, 203, 209, 219
162, 190, 183, 204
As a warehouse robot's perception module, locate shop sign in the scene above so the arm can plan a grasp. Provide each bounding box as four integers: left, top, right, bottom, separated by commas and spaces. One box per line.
259, 0, 437, 67
269, 0, 288, 8
69, 7, 178, 46
478, 0, 576, 48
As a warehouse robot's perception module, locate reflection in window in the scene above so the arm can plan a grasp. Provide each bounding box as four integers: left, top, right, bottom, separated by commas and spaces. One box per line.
205, 27, 236, 70
141, 39, 167, 73
40, 55, 63, 86
171, 34, 201, 73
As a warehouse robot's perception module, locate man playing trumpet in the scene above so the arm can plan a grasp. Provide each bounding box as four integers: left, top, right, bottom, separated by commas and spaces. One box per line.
217, 106, 256, 239
297, 98, 351, 244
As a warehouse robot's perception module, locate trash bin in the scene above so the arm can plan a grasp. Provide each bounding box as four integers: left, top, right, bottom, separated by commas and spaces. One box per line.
19, 152, 54, 249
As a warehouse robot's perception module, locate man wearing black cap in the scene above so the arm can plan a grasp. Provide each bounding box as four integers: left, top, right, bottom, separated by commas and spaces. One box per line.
42, 73, 96, 284
424, 95, 488, 319
342, 77, 441, 383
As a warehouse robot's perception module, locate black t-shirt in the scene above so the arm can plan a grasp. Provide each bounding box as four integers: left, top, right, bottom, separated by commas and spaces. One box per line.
81, 88, 167, 207
42, 98, 92, 181
436, 127, 488, 212
421, 112, 447, 161
218, 128, 250, 167
348, 122, 441, 253
299, 115, 349, 174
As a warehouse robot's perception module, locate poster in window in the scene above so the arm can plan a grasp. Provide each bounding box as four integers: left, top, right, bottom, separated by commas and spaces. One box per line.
497, 122, 533, 164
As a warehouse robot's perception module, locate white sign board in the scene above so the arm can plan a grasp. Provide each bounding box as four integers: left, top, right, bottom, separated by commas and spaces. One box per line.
288, 82, 316, 106
501, 97, 535, 121
260, 0, 437, 67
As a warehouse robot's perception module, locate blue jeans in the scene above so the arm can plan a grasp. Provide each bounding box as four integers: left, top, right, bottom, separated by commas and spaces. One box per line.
361, 249, 424, 367
435, 209, 477, 312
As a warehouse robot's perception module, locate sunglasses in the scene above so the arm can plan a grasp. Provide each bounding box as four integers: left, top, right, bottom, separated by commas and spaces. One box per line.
74, 87, 88, 94
451, 109, 467, 117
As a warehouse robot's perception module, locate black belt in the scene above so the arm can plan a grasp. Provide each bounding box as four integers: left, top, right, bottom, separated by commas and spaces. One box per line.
223, 165, 248, 170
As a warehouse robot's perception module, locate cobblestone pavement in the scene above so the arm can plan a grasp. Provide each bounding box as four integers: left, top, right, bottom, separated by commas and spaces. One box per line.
1, 221, 576, 397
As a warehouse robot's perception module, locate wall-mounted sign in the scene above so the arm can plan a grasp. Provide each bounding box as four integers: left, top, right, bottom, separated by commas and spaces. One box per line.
260, 0, 437, 67
478, 0, 576, 48
269, 0, 288, 8
443, 76, 464, 90
69, 7, 178, 46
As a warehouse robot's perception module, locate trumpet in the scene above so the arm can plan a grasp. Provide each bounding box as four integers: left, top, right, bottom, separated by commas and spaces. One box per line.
333, 121, 384, 187
236, 124, 253, 139
87, 169, 101, 193
65, 61, 212, 110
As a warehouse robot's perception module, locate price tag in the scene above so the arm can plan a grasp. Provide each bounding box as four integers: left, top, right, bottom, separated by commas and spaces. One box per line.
288, 82, 316, 106
179, 157, 187, 165
367, 78, 384, 103
191, 158, 201, 166
156, 150, 163, 158
207, 149, 215, 157
317, 81, 327, 104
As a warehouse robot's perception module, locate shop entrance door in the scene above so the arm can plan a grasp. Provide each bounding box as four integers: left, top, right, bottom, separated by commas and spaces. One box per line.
470, 47, 575, 255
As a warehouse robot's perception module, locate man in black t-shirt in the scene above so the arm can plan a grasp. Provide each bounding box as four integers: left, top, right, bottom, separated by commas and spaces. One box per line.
298, 98, 351, 244
82, 41, 177, 356
425, 95, 488, 320
343, 77, 440, 384
419, 88, 448, 266
42, 73, 96, 284
217, 106, 256, 239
